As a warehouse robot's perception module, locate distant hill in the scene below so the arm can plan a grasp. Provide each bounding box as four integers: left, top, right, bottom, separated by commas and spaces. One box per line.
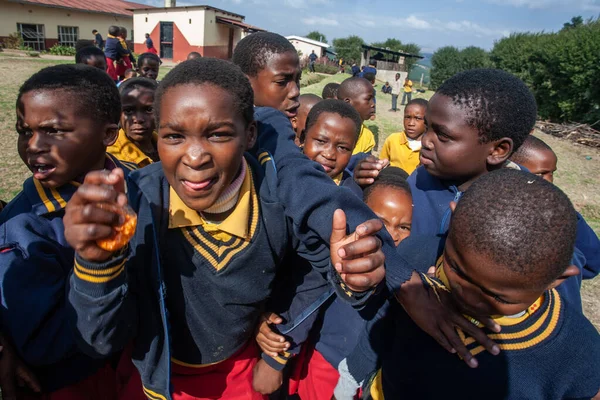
408, 52, 432, 86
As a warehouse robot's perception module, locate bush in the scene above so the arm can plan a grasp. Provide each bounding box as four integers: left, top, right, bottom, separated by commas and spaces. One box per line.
300, 73, 326, 88
27, 51, 40, 58
313, 63, 339, 75
1, 33, 23, 49
491, 17, 600, 124
47, 44, 76, 56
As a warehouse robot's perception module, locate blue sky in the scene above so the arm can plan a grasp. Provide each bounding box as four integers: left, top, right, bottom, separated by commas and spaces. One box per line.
141, 0, 600, 52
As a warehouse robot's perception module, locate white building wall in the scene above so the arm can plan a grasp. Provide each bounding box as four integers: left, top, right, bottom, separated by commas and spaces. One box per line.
288, 39, 323, 58
133, 8, 206, 46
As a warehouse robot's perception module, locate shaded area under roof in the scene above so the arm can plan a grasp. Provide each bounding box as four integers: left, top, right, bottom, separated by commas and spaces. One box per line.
217, 17, 264, 32
361, 44, 423, 59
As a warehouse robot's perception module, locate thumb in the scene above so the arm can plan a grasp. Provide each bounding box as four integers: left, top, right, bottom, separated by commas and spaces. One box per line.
109, 168, 126, 195
330, 209, 347, 246
266, 313, 282, 325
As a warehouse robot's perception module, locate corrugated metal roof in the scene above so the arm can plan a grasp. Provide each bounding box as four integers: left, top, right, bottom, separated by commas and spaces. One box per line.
7, 0, 150, 17
216, 17, 264, 32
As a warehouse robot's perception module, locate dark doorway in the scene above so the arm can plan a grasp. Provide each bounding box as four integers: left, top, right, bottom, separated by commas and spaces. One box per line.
227, 28, 234, 59
160, 22, 173, 59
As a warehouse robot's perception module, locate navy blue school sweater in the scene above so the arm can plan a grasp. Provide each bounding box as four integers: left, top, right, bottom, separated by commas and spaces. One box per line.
251, 107, 413, 293
0, 155, 136, 392
370, 285, 600, 400
407, 165, 594, 309
67, 153, 362, 400
261, 170, 364, 370
104, 35, 129, 61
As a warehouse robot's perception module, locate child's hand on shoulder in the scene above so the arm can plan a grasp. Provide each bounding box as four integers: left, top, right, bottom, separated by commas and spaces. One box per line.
255, 312, 289, 357
64, 169, 130, 263
354, 156, 389, 187
252, 359, 283, 395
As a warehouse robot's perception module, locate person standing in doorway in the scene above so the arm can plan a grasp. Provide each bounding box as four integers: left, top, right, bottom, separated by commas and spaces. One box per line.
92, 29, 103, 49
390, 73, 402, 111
401, 76, 413, 105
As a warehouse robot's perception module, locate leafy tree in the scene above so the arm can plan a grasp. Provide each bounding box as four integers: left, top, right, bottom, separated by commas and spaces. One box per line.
562, 16, 584, 30
430, 46, 462, 89
332, 35, 365, 64
460, 46, 493, 70
306, 31, 327, 43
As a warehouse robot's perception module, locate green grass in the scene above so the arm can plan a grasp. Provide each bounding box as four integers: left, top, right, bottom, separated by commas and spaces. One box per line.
0, 59, 598, 330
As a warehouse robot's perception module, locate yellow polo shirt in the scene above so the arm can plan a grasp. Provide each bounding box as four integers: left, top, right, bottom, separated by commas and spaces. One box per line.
380, 131, 420, 174
108, 129, 156, 168
353, 124, 376, 155
403, 80, 413, 93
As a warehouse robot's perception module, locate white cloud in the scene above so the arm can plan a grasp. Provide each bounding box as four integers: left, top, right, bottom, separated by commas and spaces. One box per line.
404, 15, 432, 30
443, 20, 510, 37
301, 16, 339, 26
487, 0, 600, 10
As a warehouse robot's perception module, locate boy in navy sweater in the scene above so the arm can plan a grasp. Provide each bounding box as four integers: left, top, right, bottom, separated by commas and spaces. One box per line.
337, 170, 600, 400
63, 59, 384, 400
0, 64, 137, 398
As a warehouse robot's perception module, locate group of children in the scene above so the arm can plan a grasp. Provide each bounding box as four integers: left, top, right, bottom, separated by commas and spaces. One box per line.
74, 26, 162, 84
0, 30, 598, 400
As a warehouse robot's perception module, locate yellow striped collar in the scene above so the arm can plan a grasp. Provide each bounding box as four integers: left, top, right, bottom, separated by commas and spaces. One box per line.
435, 258, 545, 327
107, 129, 155, 168
168, 160, 252, 239
29, 178, 80, 215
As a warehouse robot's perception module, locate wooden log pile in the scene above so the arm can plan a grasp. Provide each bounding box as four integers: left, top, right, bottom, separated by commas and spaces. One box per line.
536, 120, 600, 148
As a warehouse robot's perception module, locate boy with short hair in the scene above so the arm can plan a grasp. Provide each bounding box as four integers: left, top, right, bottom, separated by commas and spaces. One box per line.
187, 51, 202, 60
233, 31, 301, 119
117, 68, 137, 87
322, 82, 340, 99
381, 81, 392, 94
292, 93, 321, 145
338, 77, 376, 170
389, 73, 402, 111
0, 64, 136, 398
379, 98, 428, 175
510, 135, 600, 282
75, 45, 107, 70
92, 29, 103, 49
136, 52, 161, 81
338, 170, 600, 399
109, 77, 159, 167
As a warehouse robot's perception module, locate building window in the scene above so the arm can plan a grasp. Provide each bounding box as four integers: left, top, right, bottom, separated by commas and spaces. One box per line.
58, 26, 78, 47
17, 23, 45, 51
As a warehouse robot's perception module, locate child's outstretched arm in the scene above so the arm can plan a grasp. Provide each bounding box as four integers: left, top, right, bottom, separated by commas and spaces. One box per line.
65, 169, 139, 357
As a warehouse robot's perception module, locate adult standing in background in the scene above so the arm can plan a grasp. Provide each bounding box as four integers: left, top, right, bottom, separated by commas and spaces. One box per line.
389, 73, 402, 111
351, 63, 360, 77
92, 29, 103, 49
145, 33, 158, 55
309, 50, 318, 73
401, 76, 413, 105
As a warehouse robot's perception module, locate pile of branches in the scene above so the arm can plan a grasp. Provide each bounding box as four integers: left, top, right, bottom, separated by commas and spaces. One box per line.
535, 120, 600, 148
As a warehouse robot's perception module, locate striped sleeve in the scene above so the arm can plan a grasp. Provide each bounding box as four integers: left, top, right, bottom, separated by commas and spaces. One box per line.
73, 249, 129, 296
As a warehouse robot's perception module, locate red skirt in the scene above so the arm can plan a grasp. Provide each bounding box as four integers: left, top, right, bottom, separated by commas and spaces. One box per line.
18, 362, 117, 400
289, 344, 339, 400
117, 342, 266, 400
146, 47, 158, 55
105, 57, 118, 81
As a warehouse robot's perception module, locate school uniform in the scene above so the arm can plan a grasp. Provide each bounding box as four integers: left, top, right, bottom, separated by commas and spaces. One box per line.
406, 164, 592, 308
104, 35, 131, 81
108, 128, 157, 168
68, 147, 367, 400
116, 38, 134, 79
379, 131, 421, 174
356, 264, 600, 400
0, 154, 136, 397
401, 79, 413, 105
347, 124, 376, 172
250, 107, 414, 294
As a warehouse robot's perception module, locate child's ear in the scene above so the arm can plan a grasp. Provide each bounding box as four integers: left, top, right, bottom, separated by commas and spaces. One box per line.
103, 124, 119, 147
245, 121, 257, 150
547, 265, 580, 290
343, 97, 352, 105
487, 137, 513, 167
